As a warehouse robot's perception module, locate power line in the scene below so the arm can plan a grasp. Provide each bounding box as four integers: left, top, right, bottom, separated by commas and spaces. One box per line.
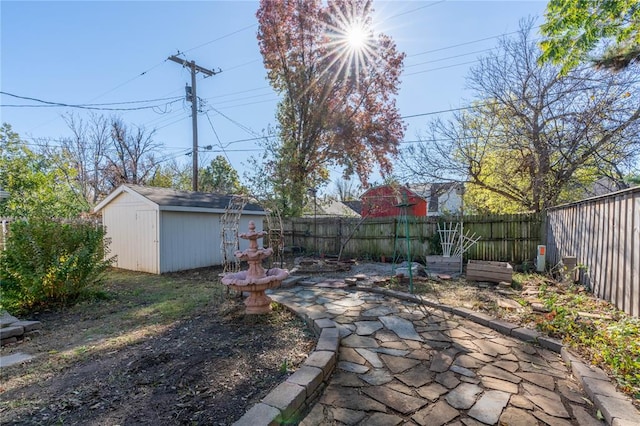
208, 107, 261, 138
407, 30, 523, 58
388, 0, 448, 19
85, 60, 169, 103
182, 23, 257, 54
1, 91, 183, 111
405, 48, 495, 68
404, 59, 481, 76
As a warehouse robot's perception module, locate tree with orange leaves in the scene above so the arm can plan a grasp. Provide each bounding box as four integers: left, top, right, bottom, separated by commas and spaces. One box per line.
256, 0, 405, 216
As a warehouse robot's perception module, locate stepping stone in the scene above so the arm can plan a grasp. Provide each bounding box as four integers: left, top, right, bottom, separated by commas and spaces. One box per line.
454, 354, 483, 369
365, 412, 403, 426
395, 364, 433, 387
523, 390, 570, 418
359, 369, 394, 385
362, 386, 427, 414
0, 352, 34, 368
477, 364, 522, 384
532, 411, 573, 426
417, 383, 448, 402
330, 407, 367, 424
481, 376, 519, 394
0, 312, 19, 328
355, 348, 384, 368
412, 400, 459, 426
380, 354, 420, 374
445, 383, 483, 409
373, 347, 409, 357
379, 315, 422, 341
342, 334, 379, 349
435, 371, 460, 389
510, 394, 534, 410
499, 407, 539, 425
493, 360, 519, 373
430, 348, 459, 372
374, 329, 401, 342
338, 361, 370, 374
515, 372, 556, 391
421, 331, 452, 342
332, 297, 365, 307
361, 305, 397, 317
468, 390, 511, 425
354, 320, 383, 336
316, 281, 348, 289
473, 340, 511, 357
331, 371, 367, 387
319, 386, 386, 412
450, 364, 476, 377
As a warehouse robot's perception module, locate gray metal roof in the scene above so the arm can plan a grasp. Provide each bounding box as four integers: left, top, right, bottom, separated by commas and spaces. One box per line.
126, 185, 264, 212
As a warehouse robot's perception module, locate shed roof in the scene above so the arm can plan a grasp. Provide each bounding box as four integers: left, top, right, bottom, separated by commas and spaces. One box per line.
94, 184, 265, 214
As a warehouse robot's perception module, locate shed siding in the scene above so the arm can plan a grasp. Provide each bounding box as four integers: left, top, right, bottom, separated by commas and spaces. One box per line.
159, 212, 221, 273
102, 192, 159, 274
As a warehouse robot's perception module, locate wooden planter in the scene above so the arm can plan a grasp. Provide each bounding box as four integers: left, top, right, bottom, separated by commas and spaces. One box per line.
466, 260, 513, 283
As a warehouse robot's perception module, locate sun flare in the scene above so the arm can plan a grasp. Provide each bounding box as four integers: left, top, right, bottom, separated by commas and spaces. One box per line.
345, 21, 368, 51
322, 3, 379, 87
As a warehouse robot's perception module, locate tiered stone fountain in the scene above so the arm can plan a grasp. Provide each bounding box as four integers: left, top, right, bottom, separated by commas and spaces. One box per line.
221, 221, 289, 314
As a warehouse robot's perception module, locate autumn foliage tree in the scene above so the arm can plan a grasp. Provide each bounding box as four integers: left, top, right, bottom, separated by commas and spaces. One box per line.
256, 0, 405, 216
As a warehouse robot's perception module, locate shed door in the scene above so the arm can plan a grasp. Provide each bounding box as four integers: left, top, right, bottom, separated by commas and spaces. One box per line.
136, 210, 158, 273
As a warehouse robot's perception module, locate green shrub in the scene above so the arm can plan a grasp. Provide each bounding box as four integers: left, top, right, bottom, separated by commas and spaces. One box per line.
0, 219, 115, 314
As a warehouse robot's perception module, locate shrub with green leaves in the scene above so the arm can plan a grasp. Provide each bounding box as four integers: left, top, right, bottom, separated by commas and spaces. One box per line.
0, 219, 115, 314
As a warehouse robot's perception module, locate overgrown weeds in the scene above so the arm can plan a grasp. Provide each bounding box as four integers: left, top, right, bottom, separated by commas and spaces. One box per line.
534, 282, 640, 400
0, 218, 114, 314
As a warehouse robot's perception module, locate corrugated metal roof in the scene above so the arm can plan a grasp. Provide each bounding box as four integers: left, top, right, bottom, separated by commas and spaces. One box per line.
125, 185, 264, 211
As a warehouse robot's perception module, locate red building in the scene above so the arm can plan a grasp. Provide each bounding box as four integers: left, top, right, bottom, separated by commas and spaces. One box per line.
360, 185, 427, 217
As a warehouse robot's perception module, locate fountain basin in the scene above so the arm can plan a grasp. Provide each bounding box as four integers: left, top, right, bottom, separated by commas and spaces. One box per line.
221, 268, 288, 286
222, 268, 289, 314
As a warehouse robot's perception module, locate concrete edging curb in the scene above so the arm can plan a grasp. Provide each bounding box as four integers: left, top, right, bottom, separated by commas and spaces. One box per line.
232, 302, 340, 426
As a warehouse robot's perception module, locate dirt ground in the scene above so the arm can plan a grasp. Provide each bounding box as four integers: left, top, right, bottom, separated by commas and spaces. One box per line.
0, 267, 315, 425
1, 259, 635, 424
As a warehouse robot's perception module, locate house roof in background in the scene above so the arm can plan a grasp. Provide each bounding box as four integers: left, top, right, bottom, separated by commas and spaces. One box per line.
93, 184, 264, 214
343, 200, 362, 215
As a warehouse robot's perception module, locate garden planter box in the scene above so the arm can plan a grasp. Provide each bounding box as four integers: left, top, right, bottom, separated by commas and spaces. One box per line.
425, 255, 462, 275
466, 260, 513, 283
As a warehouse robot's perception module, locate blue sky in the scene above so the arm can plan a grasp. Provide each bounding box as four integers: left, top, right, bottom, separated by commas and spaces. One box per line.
1, 0, 547, 192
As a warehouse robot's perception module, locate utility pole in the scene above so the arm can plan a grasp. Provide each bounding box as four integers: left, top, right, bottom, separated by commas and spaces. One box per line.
167, 54, 221, 191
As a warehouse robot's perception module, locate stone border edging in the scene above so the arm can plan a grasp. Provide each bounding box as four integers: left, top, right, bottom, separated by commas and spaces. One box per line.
232, 302, 340, 426
233, 284, 639, 426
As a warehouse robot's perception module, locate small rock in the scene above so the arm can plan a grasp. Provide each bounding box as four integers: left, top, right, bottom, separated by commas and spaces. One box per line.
531, 303, 550, 313
344, 278, 358, 286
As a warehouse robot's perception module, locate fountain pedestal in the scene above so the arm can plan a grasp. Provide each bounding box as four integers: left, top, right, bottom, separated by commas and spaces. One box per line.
220, 221, 288, 314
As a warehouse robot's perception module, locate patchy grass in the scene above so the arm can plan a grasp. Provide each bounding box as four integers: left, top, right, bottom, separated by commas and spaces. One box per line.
2, 267, 226, 376
1, 266, 315, 424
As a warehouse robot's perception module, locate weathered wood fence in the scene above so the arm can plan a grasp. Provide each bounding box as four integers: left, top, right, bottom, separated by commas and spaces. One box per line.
280, 213, 543, 265
546, 186, 640, 317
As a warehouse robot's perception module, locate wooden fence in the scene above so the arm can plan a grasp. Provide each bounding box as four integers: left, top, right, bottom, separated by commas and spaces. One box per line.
279, 212, 543, 265
546, 186, 640, 317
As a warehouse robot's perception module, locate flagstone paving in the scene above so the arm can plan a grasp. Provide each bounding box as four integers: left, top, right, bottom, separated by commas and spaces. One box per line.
266, 283, 640, 426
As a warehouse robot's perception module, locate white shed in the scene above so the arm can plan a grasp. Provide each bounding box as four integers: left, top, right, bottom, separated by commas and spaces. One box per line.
93, 184, 266, 274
